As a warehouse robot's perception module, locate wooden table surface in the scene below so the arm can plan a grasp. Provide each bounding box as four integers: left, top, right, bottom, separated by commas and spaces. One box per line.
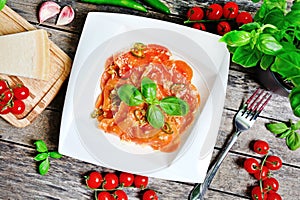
1, 0, 299, 199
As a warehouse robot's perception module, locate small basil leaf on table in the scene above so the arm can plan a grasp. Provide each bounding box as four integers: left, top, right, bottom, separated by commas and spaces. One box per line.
147, 105, 164, 129
39, 158, 50, 175
141, 77, 157, 103
34, 152, 49, 161
286, 132, 300, 150
49, 151, 63, 159
34, 140, 48, 153
117, 84, 143, 106
266, 122, 289, 134
160, 96, 189, 116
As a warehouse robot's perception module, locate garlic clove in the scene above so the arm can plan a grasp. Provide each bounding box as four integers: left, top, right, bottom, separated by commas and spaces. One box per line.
56, 5, 75, 26
39, 1, 61, 24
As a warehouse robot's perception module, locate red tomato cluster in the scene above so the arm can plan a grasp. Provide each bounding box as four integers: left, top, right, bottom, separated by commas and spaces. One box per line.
0, 79, 29, 115
85, 171, 158, 200
186, 2, 253, 35
244, 140, 282, 200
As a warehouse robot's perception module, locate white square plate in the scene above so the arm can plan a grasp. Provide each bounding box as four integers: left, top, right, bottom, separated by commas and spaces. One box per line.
59, 12, 230, 183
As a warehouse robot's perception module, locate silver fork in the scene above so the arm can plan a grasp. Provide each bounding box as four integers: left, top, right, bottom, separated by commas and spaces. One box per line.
189, 89, 272, 200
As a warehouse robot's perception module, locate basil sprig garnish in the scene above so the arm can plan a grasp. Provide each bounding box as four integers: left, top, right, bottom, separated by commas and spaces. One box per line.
117, 77, 189, 129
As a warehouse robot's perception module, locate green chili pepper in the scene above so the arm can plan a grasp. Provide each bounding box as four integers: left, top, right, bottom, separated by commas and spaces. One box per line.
144, 0, 170, 14
81, 0, 148, 13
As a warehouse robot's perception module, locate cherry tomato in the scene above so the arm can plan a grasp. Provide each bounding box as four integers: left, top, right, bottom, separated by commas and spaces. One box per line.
206, 3, 223, 20
251, 186, 268, 200
103, 173, 119, 190
113, 190, 128, 200
254, 166, 270, 181
10, 100, 25, 115
186, 6, 204, 21
118, 65, 132, 79
86, 171, 103, 189
223, 2, 239, 19
265, 156, 282, 170
0, 102, 10, 114
119, 172, 134, 187
244, 158, 260, 174
217, 21, 231, 35
192, 23, 206, 31
0, 79, 8, 94
236, 11, 253, 26
267, 192, 282, 200
134, 175, 148, 189
263, 177, 279, 192
143, 189, 158, 200
1, 89, 13, 102
13, 85, 30, 100
253, 140, 270, 155
98, 191, 113, 200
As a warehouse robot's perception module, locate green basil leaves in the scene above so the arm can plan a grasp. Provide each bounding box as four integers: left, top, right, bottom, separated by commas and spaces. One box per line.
117, 77, 189, 129
266, 120, 300, 151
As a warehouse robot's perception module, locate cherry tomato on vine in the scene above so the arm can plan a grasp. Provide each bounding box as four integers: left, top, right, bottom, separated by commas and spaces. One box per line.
251, 186, 268, 200
10, 100, 25, 115
263, 177, 279, 192
86, 171, 103, 189
265, 156, 282, 170
236, 11, 253, 26
143, 189, 158, 200
103, 173, 119, 190
186, 6, 204, 21
0, 102, 10, 114
217, 21, 231, 35
244, 158, 260, 174
254, 166, 270, 181
113, 190, 128, 200
119, 172, 134, 187
0, 79, 8, 93
253, 140, 270, 155
13, 85, 30, 100
134, 175, 148, 189
1, 89, 13, 102
267, 192, 282, 200
192, 22, 206, 31
206, 3, 223, 20
98, 191, 113, 200
223, 2, 239, 19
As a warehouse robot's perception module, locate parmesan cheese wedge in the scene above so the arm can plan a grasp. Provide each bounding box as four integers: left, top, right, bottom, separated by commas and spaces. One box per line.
0, 29, 51, 81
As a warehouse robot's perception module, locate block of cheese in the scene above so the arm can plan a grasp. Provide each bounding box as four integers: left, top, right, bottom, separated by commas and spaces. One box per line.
0, 29, 51, 81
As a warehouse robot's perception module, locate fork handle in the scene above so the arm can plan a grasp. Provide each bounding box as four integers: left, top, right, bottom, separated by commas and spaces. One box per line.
189, 130, 242, 200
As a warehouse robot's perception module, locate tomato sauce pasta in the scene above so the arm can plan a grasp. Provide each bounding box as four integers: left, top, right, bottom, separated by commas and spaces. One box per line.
93, 43, 200, 152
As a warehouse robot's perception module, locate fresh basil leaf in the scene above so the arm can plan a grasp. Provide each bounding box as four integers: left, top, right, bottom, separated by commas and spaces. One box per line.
219, 30, 251, 47
291, 120, 300, 130
254, 3, 267, 22
39, 158, 50, 175
34, 153, 49, 161
285, 10, 300, 26
291, 2, 300, 11
146, 105, 164, 129
260, 54, 275, 70
257, 34, 283, 55
289, 87, 300, 117
34, 140, 48, 153
286, 132, 300, 150
271, 52, 300, 79
232, 45, 262, 67
49, 151, 63, 159
279, 129, 292, 138
240, 22, 261, 31
159, 96, 189, 116
266, 122, 289, 134
117, 84, 144, 106
141, 77, 157, 103
263, 7, 286, 29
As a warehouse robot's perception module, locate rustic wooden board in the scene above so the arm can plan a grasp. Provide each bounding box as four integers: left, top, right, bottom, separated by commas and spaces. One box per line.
0, 6, 72, 127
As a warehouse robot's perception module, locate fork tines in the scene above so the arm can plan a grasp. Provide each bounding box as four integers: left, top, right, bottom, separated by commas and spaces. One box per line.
243, 89, 272, 119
